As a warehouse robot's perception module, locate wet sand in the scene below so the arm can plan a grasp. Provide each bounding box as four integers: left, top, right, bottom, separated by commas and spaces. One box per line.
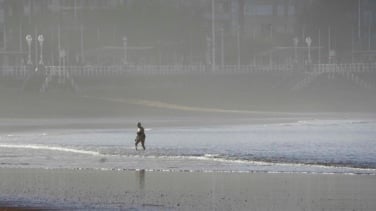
0, 205, 52, 211
0, 168, 375, 211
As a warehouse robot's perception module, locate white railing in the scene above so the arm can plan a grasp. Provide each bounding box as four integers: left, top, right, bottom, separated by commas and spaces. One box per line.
1, 63, 376, 78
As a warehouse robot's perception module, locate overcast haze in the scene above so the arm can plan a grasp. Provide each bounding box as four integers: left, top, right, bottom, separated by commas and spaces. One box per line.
0, 0, 375, 120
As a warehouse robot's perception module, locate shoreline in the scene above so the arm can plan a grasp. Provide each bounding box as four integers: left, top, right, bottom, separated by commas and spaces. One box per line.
1, 111, 375, 133
0, 168, 375, 210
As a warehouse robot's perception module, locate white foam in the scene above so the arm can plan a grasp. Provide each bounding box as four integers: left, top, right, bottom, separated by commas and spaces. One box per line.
0, 144, 100, 156
287, 119, 376, 127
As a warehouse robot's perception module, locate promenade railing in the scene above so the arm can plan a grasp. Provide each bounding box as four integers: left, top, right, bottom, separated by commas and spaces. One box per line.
1, 63, 376, 79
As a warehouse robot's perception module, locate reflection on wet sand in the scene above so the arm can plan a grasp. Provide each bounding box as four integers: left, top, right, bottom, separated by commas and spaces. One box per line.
136, 169, 145, 190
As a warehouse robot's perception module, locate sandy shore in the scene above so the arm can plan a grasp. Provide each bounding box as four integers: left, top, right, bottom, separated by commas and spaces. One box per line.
0, 168, 375, 211
2, 111, 374, 134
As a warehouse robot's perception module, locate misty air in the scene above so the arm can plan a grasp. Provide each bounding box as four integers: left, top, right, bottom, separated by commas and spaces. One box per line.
0, 1, 375, 210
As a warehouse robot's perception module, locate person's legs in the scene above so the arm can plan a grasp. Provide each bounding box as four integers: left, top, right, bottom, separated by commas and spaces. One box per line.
141, 139, 146, 150
135, 136, 145, 150
135, 139, 140, 150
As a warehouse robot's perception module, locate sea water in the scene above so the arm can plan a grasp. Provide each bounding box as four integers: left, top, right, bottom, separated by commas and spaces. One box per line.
0, 119, 375, 175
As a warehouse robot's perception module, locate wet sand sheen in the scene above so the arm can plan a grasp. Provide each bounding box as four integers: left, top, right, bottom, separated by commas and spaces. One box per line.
0, 168, 375, 210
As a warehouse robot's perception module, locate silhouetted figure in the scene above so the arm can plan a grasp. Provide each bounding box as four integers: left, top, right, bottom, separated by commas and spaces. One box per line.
135, 122, 146, 150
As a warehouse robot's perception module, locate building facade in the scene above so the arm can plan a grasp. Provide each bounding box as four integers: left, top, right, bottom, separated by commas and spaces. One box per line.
0, 0, 373, 66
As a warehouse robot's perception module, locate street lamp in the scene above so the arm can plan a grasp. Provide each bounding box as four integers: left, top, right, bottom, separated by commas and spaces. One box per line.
305, 36, 312, 64
293, 37, 299, 64
122, 36, 127, 65
211, 0, 215, 71
206, 36, 211, 66
237, 25, 240, 67
25, 34, 33, 65
38, 34, 44, 65
220, 27, 224, 67
59, 49, 66, 62
59, 48, 66, 80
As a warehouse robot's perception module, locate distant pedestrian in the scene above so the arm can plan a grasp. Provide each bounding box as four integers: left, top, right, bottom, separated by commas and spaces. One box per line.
135, 122, 146, 150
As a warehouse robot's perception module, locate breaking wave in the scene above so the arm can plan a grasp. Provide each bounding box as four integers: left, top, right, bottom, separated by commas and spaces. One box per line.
0, 144, 101, 156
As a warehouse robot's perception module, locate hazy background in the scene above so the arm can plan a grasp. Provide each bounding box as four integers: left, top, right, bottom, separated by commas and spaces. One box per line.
0, 0, 375, 120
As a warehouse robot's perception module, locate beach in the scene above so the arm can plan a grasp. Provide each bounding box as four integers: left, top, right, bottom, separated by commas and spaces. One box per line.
1, 0, 376, 209
1, 116, 376, 210
0, 168, 375, 210
1, 73, 376, 210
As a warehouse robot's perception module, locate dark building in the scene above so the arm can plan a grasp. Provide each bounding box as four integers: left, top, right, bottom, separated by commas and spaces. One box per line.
296, 0, 376, 63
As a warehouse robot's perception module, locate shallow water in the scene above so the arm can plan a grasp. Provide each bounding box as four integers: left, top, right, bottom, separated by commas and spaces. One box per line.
0, 119, 375, 175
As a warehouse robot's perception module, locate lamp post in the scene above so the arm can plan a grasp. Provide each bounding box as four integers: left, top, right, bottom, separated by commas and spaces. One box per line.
123, 36, 127, 65
25, 34, 32, 65
237, 25, 240, 67
38, 34, 44, 65
206, 36, 211, 66
220, 27, 224, 67
59, 48, 66, 77
211, 0, 215, 71
293, 37, 299, 64
305, 36, 312, 64
358, 0, 361, 40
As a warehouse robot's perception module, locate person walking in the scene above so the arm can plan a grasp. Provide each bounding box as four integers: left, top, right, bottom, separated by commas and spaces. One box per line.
135, 122, 146, 150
